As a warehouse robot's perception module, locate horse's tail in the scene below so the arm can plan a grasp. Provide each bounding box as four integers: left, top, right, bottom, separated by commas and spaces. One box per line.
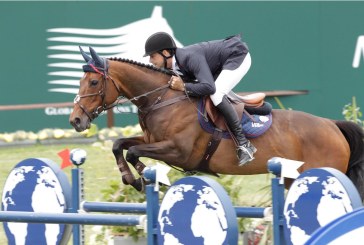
335, 120, 364, 200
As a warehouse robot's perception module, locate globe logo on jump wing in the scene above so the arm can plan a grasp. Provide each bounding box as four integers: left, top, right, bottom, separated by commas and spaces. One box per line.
283, 169, 358, 245
46, 6, 183, 95
1, 159, 71, 245
157, 177, 239, 245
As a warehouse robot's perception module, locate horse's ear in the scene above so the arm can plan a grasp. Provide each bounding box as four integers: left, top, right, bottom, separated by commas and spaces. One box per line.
89, 47, 104, 67
79, 46, 92, 62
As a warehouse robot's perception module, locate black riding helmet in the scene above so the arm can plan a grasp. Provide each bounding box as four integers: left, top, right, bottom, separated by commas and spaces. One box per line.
143, 32, 177, 57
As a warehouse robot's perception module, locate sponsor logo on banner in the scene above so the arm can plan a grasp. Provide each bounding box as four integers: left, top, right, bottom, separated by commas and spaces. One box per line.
353, 36, 364, 68
45, 6, 183, 116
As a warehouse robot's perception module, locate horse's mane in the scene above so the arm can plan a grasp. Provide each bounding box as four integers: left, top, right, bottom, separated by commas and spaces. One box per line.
108, 57, 174, 76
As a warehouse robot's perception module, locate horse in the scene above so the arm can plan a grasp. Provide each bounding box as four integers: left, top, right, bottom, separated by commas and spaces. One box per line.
70, 47, 364, 200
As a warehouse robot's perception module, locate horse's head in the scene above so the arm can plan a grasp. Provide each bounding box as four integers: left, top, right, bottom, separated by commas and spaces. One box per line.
69, 47, 121, 132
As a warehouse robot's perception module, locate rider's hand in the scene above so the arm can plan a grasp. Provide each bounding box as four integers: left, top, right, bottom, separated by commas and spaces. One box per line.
169, 76, 185, 91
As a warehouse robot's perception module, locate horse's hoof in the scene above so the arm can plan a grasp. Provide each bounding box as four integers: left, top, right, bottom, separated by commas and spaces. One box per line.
122, 175, 132, 185
132, 178, 146, 192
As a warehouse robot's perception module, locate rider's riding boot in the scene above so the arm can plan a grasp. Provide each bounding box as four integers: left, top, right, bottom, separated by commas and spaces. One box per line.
216, 96, 257, 166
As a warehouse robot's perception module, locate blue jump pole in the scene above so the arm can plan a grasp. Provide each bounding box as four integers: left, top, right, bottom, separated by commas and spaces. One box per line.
72, 167, 84, 245
144, 167, 159, 245
82, 201, 270, 219
0, 211, 141, 226
81, 201, 147, 214
234, 206, 271, 218
268, 158, 286, 245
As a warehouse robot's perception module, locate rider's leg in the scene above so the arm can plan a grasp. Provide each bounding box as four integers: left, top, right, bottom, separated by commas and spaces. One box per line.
211, 53, 256, 165
216, 96, 256, 165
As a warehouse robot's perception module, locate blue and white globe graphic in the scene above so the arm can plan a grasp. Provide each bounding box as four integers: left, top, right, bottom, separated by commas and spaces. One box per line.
1, 158, 71, 245
157, 176, 238, 245
283, 168, 362, 245
70, 148, 87, 166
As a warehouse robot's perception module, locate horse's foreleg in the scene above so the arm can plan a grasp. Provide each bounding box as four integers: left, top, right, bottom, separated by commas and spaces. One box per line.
125, 140, 186, 170
112, 136, 146, 191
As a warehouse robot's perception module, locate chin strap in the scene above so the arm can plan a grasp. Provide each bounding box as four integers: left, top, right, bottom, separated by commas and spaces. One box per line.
158, 51, 173, 69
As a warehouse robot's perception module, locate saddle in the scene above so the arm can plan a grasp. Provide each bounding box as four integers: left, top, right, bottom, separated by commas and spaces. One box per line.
197, 92, 272, 176
204, 92, 268, 130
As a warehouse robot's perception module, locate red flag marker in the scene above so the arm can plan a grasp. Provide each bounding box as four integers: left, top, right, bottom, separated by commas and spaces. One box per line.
58, 149, 72, 169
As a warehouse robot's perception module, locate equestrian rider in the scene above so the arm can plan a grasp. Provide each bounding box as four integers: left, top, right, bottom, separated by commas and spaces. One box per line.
143, 32, 256, 166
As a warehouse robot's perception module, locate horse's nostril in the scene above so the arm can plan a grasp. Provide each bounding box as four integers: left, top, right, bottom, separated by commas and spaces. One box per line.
74, 117, 81, 126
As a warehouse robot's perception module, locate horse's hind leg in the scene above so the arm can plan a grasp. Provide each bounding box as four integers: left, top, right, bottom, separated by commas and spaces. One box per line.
112, 136, 147, 191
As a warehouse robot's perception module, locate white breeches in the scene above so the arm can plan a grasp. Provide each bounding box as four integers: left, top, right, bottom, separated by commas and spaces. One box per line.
210, 52, 252, 105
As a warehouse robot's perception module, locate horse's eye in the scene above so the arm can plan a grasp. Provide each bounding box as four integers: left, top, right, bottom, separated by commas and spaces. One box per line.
90, 80, 99, 86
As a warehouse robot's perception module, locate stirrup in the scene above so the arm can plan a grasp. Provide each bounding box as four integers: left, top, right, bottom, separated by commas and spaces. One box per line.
237, 142, 257, 166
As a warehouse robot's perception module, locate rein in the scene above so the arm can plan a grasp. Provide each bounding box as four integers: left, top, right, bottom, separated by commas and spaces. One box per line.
130, 83, 170, 102
75, 62, 190, 121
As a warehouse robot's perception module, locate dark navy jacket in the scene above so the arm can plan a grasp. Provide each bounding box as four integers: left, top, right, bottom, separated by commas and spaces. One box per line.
175, 34, 249, 97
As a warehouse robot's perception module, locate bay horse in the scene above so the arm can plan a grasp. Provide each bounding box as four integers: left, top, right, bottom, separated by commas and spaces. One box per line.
70, 47, 364, 200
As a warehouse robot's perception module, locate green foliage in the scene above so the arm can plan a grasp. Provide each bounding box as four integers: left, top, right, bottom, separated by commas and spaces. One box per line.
209, 175, 272, 232
342, 96, 364, 126
100, 180, 146, 241
99, 160, 186, 241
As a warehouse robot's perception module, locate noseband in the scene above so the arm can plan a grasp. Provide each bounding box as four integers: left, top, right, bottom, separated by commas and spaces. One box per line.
74, 61, 121, 121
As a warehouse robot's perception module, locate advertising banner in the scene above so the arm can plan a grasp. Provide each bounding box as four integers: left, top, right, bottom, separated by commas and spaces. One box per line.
1, 2, 363, 131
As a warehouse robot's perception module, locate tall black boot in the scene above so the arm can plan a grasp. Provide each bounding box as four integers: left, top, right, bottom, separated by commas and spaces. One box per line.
216, 96, 257, 166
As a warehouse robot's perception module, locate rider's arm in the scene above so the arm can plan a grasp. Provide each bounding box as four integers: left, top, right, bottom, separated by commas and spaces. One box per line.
184, 55, 216, 97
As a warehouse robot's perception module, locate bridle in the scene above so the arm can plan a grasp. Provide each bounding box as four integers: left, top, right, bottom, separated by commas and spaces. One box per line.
74, 58, 179, 122
73, 60, 122, 121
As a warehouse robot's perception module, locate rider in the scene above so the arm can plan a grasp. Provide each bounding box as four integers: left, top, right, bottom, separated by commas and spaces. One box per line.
143, 32, 256, 166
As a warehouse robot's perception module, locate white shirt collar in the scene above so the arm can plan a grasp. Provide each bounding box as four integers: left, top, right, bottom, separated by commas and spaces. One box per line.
172, 56, 183, 75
